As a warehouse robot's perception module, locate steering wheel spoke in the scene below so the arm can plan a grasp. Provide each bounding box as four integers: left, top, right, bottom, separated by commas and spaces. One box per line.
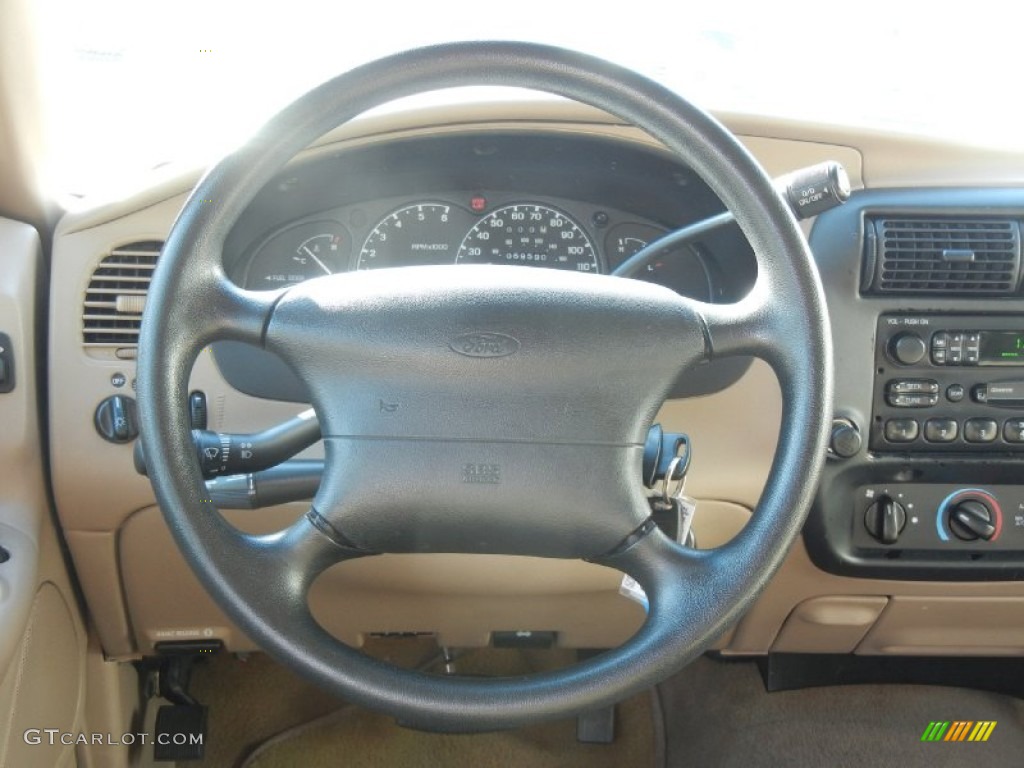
691, 282, 779, 362
267, 510, 371, 584
158, 510, 364, 660
203, 277, 281, 347
597, 522, 712, 596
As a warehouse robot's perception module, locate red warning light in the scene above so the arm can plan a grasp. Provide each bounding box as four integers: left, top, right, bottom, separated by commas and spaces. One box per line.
470, 196, 487, 212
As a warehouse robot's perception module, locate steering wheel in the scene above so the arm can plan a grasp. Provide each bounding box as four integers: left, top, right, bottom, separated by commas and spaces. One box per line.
137, 41, 832, 732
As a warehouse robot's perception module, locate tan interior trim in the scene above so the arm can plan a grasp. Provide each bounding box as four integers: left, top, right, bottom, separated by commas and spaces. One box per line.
0, 0, 53, 228
0, 214, 89, 764
77, 632, 142, 768
772, 596, 889, 654
855, 596, 1024, 656
727, 539, 1024, 655
0, 518, 88, 768
0, 218, 46, 541
0, 218, 47, 676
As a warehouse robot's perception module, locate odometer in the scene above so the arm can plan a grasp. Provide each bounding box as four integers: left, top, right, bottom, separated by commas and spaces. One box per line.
456, 203, 599, 273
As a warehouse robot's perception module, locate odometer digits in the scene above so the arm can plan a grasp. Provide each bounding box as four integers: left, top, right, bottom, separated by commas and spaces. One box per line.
456, 204, 599, 273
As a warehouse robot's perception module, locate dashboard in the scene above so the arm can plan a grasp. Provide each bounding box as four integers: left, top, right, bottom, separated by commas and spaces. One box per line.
43, 100, 1024, 662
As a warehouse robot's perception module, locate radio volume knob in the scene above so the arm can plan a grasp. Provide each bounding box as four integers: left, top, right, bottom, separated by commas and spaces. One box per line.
889, 332, 927, 366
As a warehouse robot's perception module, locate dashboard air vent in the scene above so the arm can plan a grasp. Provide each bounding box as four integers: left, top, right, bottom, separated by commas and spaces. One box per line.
82, 241, 162, 348
864, 217, 1022, 295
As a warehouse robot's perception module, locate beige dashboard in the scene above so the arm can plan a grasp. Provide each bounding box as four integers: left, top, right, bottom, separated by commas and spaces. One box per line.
46, 100, 1024, 662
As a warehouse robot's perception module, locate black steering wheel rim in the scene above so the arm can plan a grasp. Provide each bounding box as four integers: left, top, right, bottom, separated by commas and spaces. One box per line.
137, 41, 833, 732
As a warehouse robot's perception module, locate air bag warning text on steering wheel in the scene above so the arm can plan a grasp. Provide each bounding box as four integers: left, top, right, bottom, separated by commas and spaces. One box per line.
463, 463, 501, 484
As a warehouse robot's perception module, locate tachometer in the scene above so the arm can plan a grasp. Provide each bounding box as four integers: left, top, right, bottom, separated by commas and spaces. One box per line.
243, 220, 349, 289
358, 202, 466, 270
456, 203, 599, 273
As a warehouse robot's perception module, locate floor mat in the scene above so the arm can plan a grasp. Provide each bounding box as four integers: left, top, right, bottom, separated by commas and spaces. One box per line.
188, 640, 655, 768
187, 652, 345, 768
243, 695, 652, 768
657, 656, 1024, 768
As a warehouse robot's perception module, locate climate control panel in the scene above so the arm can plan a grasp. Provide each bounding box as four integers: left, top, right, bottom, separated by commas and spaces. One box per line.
853, 484, 1024, 552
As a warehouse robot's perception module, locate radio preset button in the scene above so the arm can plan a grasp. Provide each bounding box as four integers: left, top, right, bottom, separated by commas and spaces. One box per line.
964, 418, 998, 443
1003, 419, 1024, 443
924, 418, 958, 443
884, 418, 919, 443
946, 384, 965, 403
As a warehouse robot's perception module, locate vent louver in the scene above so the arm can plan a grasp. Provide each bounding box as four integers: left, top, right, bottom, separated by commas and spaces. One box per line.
82, 241, 162, 348
865, 217, 1022, 295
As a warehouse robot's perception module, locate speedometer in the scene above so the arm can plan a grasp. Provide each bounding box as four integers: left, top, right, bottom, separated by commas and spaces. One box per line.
456, 203, 599, 273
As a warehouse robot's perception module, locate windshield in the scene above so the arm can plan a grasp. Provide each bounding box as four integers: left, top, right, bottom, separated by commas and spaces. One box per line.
38, 0, 1024, 198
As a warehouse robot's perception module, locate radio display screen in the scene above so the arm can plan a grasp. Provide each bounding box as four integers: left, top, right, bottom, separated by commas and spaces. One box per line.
980, 331, 1024, 364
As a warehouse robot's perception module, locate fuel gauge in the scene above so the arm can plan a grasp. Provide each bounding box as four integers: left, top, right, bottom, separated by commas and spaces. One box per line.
243, 220, 350, 289
606, 222, 713, 302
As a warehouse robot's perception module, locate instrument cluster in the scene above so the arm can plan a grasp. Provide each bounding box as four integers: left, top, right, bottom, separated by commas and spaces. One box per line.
238, 191, 714, 302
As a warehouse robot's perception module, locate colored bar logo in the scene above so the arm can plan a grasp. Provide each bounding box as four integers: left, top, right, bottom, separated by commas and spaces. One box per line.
921, 721, 996, 742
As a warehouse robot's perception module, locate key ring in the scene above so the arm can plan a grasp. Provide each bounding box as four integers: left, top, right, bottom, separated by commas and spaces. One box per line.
661, 455, 688, 504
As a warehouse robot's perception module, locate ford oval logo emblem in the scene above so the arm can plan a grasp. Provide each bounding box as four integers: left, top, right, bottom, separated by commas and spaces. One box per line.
450, 332, 520, 358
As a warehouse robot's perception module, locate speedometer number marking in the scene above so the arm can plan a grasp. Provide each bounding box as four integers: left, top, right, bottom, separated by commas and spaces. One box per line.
456, 203, 599, 273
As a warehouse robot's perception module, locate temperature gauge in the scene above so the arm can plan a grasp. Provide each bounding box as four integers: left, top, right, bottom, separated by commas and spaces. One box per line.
606, 222, 713, 302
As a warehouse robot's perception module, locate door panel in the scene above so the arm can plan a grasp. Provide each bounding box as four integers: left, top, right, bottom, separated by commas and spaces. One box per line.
0, 218, 87, 767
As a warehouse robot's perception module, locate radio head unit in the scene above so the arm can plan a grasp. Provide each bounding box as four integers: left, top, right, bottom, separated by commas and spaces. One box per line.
872, 315, 1024, 452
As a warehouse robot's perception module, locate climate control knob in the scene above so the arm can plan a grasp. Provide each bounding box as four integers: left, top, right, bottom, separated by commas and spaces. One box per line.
888, 332, 927, 366
948, 499, 996, 541
864, 495, 906, 545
